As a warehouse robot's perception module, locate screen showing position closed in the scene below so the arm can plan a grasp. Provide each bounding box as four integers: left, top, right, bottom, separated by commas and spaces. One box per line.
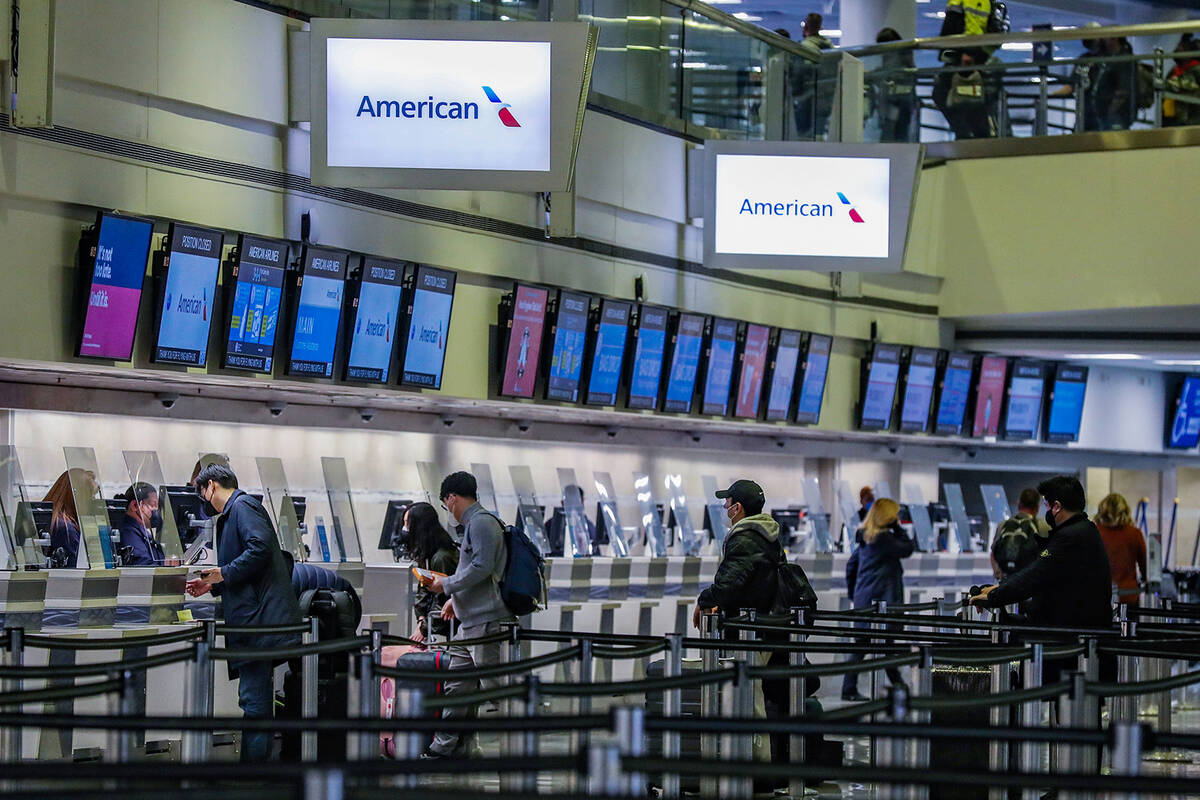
79, 213, 154, 360
702, 319, 738, 416
973, 356, 1008, 437
628, 306, 668, 410
899, 347, 938, 432
713, 154, 890, 259
225, 237, 287, 373
796, 334, 831, 424
664, 313, 705, 413
289, 248, 348, 378
1169, 376, 1200, 449
586, 300, 631, 406
501, 285, 549, 398
861, 344, 901, 430
1004, 361, 1045, 440
403, 265, 456, 388
765, 329, 802, 422
155, 225, 223, 366
1046, 366, 1088, 443
546, 290, 589, 402
735, 323, 770, 418
936, 353, 974, 435
346, 257, 405, 383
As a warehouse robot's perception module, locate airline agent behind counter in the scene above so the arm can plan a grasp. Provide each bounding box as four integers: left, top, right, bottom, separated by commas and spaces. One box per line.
119, 482, 166, 566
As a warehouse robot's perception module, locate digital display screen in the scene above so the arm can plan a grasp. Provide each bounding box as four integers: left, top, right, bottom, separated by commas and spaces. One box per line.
860, 343, 901, 430
288, 247, 348, 378
546, 290, 589, 402
702, 318, 739, 416
153, 224, 223, 366
585, 299, 631, 406
972, 356, 1008, 437
899, 347, 939, 433
1045, 365, 1088, 443
1168, 376, 1200, 449
628, 305, 668, 410
224, 235, 288, 373
401, 265, 456, 388
795, 334, 832, 424
735, 323, 770, 419
935, 352, 974, 435
765, 329, 802, 422
664, 313, 705, 413
345, 256, 405, 383
1003, 360, 1046, 441
500, 284, 549, 398
78, 212, 154, 361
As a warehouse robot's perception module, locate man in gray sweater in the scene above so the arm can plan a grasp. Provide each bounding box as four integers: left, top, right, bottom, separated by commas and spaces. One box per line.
426, 471, 515, 758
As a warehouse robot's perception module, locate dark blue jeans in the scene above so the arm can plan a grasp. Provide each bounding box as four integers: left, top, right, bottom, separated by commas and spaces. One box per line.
841, 617, 905, 697
237, 660, 274, 762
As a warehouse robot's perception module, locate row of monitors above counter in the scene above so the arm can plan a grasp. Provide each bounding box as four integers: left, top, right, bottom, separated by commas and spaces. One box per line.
857, 346, 1089, 443
496, 286, 833, 422
76, 212, 456, 388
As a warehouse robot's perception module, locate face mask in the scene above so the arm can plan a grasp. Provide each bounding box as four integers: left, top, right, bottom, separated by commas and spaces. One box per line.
1045, 508, 1057, 528
148, 509, 163, 531
199, 488, 217, 518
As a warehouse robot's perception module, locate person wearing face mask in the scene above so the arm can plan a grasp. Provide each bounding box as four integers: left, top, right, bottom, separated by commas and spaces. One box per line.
841, 497, 914, 701
405, 501, 459, 643
118, 482, 165, 566
185, 463, 300, 762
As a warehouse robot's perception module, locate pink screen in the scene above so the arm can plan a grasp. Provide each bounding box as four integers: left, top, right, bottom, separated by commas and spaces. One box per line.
973, 356, 1008, 437
735, 324, 770, 418
500, 286, 548, 398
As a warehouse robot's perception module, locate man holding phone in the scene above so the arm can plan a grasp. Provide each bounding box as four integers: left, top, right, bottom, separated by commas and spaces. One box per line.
186, 464, 301, 762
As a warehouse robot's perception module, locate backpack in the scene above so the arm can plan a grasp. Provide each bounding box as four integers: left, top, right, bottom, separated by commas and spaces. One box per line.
990, 516, 1043, 576
746, 528, 818, 613
483, 512, 546, 616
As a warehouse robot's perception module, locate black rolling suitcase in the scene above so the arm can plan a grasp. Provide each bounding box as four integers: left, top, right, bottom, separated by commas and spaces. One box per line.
930, 665, 991, 800
380, 647, 455, 758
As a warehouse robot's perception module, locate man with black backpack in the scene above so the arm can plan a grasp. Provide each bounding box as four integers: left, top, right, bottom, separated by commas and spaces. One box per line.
426, 471, 517, 759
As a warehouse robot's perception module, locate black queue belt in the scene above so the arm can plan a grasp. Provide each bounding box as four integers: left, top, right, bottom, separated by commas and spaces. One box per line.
909, 680, 1072, 711
521, 628, 663, 647
380, 629, 514, 649
1086, 664, 1200, 697
20, 626, 205, 650
808, 609, 1126, 639
719, 621, 993, 645
750, 653, 920, 680
213, 621, 314, 636
377, 644, 583, 683
0, 675, 125, 706
212, 634, 371, 662
0, 644, 197, 679
1099, 641, 1200, 659
592, 640, 670, 660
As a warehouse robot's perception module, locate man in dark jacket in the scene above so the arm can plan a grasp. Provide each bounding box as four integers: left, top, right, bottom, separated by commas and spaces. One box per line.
118, 483, 165, 566
186, 464, 301, 762
971, 475, 1114, 681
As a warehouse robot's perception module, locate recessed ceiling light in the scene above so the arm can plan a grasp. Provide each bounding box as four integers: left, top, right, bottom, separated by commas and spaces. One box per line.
1001, 42, 1033, 51
1061, 353, 1143, 361
1155, 359, 1200, 367
707, 0, 742, 4
732, 11, 762, 21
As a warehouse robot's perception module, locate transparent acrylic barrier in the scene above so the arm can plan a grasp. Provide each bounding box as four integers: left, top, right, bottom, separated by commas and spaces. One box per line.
980, 484, 1012, 526
903, 484, 937, 553
509, 465, 550, 556
63, 447, 112, 569
665, 474, 701, 557
943, 483, 973, 554
700, 475, 730, 551
875, 481, 893, 501
0, 445, 30, 569
634, 472, 667, 558
122, 450, 184, 565
834, 480, 860, 553
255, 457, 305, 562
557, 467, 593, 559
322, 457, 364, 563
416, 461, 448, 531
470, 463, 501, 518
593, 471, 628, 558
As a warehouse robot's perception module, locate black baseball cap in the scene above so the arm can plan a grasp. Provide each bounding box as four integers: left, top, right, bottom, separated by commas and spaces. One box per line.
715, 480, 765, 513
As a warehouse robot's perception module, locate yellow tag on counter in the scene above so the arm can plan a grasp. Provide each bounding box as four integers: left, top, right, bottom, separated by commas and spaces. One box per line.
177, 609, 195, 623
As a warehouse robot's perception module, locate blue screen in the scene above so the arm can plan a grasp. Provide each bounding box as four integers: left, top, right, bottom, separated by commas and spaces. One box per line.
664, 314, 704, 413
900, 348, 938, 432
1046, 368, 1087, 442
936, 355, 974, 435
155, 226, 222, 366
628, 306, 668, 409
402, 266, 455, 388
862, 359, 900, 429
346, 259, 404, 383
289, 249, 347, 378
586, 300, 631, 405
547, 291, 589, 402
766, 330, 802, 421
225, 237, 287, 373
796, 335, 831, 424
1004, 362, 1045, 439
702, 319, 738, 416
1169, 376, 1200, 448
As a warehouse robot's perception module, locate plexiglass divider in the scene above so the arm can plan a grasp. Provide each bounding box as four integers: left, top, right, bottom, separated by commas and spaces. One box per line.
63, 447, 113, 569
979, 484, 1012, 550
470, 463, 501, 518
593, 471, 628, 558
322, 457, 364, 563
700, 475, 730, 553
255, 457, 306, 562
556, 467, 592, 558
0, 446, 30, 569
803, 476, 831, 553
943, 483, 972, 554
415, 461, 448, 531
664, 474, 701, 557
122, 450, 183, 565
902, 484, 937, 553
633, 472, 667, 558
509, 465, 551, 557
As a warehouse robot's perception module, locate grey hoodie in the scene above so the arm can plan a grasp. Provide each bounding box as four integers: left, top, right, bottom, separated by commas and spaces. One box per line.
440, 502, 514, 628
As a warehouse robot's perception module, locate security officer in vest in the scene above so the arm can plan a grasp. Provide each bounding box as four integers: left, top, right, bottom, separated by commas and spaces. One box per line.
118, 482, 165, 566
932, 0, 1008, 139
186, 464, 301, 762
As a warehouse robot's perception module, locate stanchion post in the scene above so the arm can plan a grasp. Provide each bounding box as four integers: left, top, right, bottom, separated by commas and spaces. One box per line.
614, 704, 645, 796
396, 687, 423, 788
1111, 721, 1145, 777
588, 740, 621, 797
988, 628, 1008, 800
1116, 620, 1136, 724
728, 659, 754, 800
106, 669, 136, 763
353, 650, 375, 760
699, 611, 721, 799
662, 631, 683, 800
1065, 670, 1092, 800
304, 767, 346, 800
886, 684, 909, 800
183, 623, 213, 763
914, 645, 933, 800
2, 627, 24, 764
302, 616, 320, 762
1020, 643, 1043, 800
788, 607, 809, 800
522, 674, 542, 792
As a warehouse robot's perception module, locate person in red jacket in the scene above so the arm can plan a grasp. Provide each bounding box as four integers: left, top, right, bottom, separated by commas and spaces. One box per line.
1094, 492, 1147, 604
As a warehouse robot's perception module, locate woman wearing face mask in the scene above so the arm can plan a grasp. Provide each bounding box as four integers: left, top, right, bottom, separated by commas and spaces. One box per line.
406, 502, 459, 643
840, 497, 915, 701
119, 482, 166, 566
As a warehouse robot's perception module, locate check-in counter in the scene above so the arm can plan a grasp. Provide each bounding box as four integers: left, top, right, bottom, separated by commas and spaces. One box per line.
0, 569, 47, 630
